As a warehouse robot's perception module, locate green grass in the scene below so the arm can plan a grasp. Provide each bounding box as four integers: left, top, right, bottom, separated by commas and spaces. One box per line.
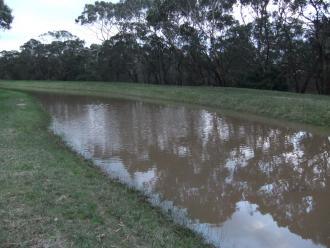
0, 89, 209, 247
0, 80, 330, 128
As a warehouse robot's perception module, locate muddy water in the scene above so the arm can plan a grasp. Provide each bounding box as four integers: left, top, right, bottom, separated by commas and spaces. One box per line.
35, 93, 330, 248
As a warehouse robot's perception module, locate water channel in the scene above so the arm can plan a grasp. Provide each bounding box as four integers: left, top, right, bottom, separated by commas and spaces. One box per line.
35, 93, 330, 248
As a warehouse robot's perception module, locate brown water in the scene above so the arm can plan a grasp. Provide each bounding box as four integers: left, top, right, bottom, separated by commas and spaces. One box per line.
36, 93, 330, 248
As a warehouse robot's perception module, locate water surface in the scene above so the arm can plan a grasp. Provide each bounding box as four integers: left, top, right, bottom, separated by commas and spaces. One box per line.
36, 93, 330, 248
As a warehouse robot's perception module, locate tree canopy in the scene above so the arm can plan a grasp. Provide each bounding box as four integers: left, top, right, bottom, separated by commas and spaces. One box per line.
1, 0, 330, 94
0, 0, 13, 30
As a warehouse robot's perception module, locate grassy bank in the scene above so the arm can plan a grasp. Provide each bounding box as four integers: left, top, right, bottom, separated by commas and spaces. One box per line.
0, 89, 208, 247
0, 80, 330, 128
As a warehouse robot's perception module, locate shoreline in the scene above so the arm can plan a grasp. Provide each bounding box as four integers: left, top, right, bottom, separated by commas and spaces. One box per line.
0, 89, 210, 247
0, 80, 329, 128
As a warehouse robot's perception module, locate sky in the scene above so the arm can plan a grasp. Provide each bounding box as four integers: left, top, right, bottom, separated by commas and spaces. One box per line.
0, 1, 281, 52
0, 0, 118, 51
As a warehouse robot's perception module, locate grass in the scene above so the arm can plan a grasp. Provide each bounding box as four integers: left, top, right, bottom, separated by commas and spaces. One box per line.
0, 80, 330, 128
0, 89, 209, 247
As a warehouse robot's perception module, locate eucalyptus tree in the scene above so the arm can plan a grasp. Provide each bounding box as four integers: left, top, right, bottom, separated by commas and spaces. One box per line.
1, 0, 330, 95
0, 0, 13, 30
199, 0, 238, 86
40, 30, 79, 42
43, 33, 87, 81
12, 31, 88, 81
291, 0, 330, 94
19, 39, 46, 79
76, 1, 119, 41
146, 0, 207, 84
76, 0, 150, 82
146, 0, 239, 86
0, 51, 20, 79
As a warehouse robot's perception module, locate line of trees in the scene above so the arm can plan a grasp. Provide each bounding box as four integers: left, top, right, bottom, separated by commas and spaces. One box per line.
0, 0, 330, 94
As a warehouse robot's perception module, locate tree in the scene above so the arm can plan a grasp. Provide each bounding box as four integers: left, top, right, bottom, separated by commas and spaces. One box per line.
1, 0, 330, 94
0, 0, 13, 30
75, 1, 117, 41
292, 0, 330, 94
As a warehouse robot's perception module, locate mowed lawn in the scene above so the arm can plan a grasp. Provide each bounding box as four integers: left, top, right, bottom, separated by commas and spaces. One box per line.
1, 80, 330, 128
0, 89, 209, 247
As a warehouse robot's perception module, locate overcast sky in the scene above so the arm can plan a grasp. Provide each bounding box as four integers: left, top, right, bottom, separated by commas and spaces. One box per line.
0, 1, 264, 52
0, 0, 119, 51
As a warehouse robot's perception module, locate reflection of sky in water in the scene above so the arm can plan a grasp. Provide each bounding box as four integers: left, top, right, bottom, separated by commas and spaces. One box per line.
40, 94, 329, 248
93, 157, 326, 248
193, 201, 324, 248
80, 152, 326, 248
95, 157, 157, 194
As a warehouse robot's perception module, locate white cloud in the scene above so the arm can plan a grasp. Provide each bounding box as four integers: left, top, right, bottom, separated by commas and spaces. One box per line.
0, 0, 118, 51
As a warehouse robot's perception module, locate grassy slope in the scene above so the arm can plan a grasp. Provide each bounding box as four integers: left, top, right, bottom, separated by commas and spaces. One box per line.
0, 80, 330, 128
0, 89, 208, 247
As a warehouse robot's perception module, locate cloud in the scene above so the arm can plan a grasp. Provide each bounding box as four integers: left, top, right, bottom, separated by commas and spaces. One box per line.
0, 0, 107, 51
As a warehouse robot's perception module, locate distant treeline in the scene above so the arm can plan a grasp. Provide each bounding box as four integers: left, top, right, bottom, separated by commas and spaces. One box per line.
1, 0, 330, 94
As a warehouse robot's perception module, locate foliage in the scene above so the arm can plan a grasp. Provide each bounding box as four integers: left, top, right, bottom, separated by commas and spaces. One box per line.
0, 0, 13, 30
0, 0, 330, 94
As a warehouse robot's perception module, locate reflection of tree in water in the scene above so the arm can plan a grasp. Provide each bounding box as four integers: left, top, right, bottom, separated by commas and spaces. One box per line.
235, 130, 330, 246
38, 94, 330, 247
